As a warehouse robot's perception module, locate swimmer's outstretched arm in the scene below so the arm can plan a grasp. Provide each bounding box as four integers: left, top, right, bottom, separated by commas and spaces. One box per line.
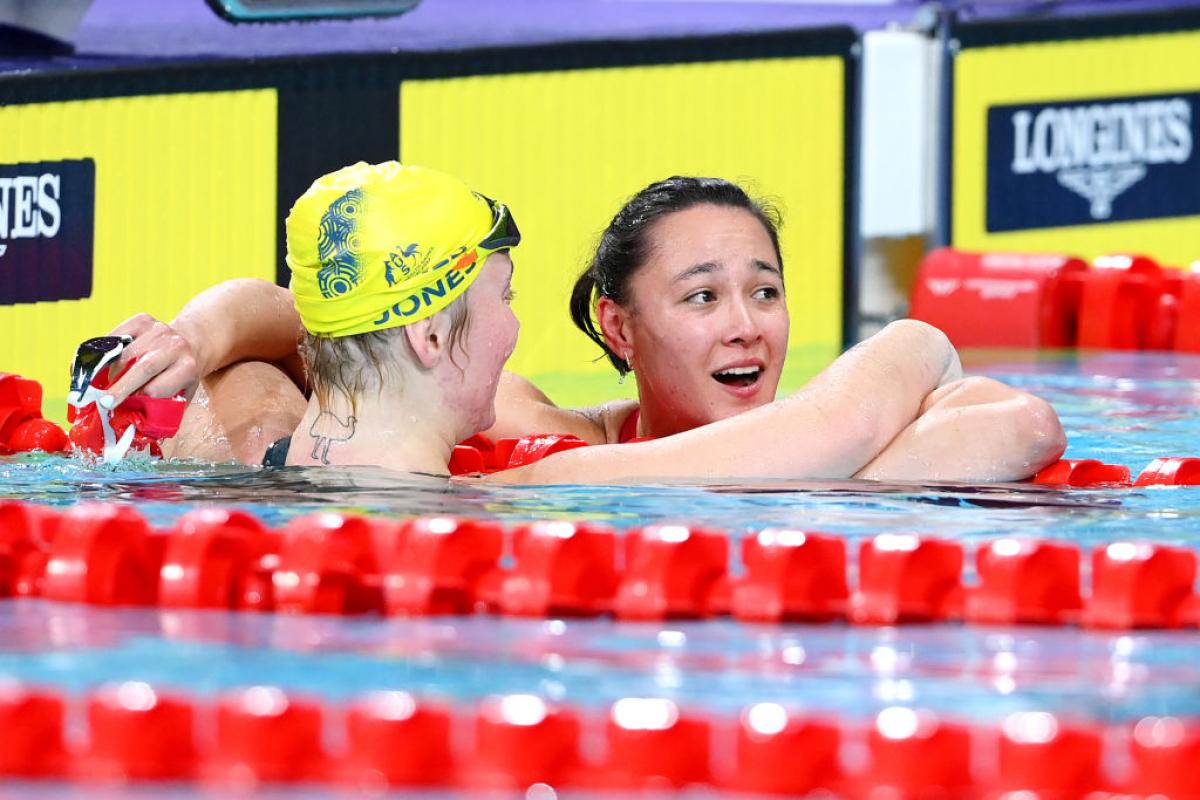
103, 279, 305, 406
488, 320, 967, 484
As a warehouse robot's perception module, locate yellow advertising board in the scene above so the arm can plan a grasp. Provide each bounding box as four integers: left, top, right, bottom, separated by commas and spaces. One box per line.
401, 56, 848, 404
0, 89, 277, 417
952, 20, 1200, 267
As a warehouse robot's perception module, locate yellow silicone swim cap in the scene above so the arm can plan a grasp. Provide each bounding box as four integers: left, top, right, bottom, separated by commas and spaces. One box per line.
286, 162, 519, 338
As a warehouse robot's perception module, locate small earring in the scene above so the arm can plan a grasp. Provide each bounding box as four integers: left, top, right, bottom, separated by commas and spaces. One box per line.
618, 352, 633, 384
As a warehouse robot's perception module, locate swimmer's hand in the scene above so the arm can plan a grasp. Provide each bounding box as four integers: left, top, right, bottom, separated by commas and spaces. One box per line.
99, 313, 209, 408
98, 278, 306, 409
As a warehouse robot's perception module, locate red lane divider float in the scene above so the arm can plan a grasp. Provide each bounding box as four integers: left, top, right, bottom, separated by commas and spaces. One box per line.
851, 534, 963, 624
1031, 456, 1200, 488
4, 499, 1200, 631
967, 538, 1081, 626
0, 373, 68, 456
3, 686, 1197, 797
1033, 458, 1133, 487
484, 520, 619, 617
910, 247, 1200, 353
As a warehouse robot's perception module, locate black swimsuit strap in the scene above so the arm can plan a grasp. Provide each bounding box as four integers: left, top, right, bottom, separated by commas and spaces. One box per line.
261, 435, 292, 468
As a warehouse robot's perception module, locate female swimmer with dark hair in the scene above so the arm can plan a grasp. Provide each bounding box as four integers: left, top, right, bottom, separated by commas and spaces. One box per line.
94, 174, 1065, 482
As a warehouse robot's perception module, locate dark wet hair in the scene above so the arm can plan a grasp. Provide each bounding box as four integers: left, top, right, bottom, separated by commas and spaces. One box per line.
569, 176, 783, 374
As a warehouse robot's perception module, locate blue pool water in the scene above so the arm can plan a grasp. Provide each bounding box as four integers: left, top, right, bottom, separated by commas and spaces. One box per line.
2, 349, 1200, 788
7, 351, 1200, 546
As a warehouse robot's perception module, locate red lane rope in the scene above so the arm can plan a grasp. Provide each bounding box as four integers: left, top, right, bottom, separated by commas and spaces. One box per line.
2, 497, 1199, 630
0, 682, 1193, 796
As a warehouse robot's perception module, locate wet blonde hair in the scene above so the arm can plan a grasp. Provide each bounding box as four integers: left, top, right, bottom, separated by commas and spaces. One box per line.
300, 294, 472, 414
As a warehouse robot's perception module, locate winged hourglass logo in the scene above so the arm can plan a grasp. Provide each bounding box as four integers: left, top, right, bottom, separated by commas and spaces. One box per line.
1055, 164, 1147, 220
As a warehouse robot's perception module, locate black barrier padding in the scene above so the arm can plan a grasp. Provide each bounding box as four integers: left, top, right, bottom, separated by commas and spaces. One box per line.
276, 61, 400, 286
842, 44, 862, 349
951, 5, 1200, 48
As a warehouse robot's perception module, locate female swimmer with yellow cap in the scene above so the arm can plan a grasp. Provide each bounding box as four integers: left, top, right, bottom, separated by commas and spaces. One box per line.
256, 161, 521, 470
97, 167, 1064, 481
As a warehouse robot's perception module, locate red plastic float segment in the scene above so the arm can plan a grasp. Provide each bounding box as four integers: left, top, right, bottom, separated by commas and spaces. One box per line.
341, 692, 453, 788
273, 513, 403, 615
0, 684, 66, 777
1146, 269, 1184, 352
382, 517, 503, 615
492, 521, 619, 617
0, 372, 44, 414
967, 538, 1081, 625
993, 712, 1102, 796
1173, 264, 1200, 352
730, 704, 840, 795
1033, 459, 1133, 487
82, 682, 196, 781
159, 508, 272, 610
602, 697, 711, 788
0, 501, 59, 597
1085, 541, 1198, 629
909, 248, 1088, 349
1127, 716, 1200, 798
467, 694, 581, 789
115, 394, 187, 440
850, 534, 963, 624
6, 418, 69, 454
732, 529, 848, 622
1076, 254, 1165, 350
0, 499, 59, 548
42, 504, 161, 606
862, 708, 973, 797
454, 434, 519, 474
209, 687, 327, 784
614, 525, 729, 620
1135, 457, 1200, 486
0, 373, 68, 454
505, 434, 590, 469
447, 445, 485, 476
446, 432, 588, 477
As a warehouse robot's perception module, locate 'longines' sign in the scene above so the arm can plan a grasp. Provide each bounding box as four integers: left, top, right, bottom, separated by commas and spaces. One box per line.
0, 158, 95, 304
986, 93, 1199, 232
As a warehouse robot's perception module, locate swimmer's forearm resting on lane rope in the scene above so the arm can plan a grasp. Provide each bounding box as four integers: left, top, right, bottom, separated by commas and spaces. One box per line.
490, 319, 963, 484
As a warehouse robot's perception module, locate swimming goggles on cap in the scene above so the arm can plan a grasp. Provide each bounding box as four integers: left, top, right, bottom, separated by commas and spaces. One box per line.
477, 194, 521, 254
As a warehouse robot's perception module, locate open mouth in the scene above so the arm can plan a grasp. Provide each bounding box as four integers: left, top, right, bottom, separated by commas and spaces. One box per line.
712, 365, 763, 389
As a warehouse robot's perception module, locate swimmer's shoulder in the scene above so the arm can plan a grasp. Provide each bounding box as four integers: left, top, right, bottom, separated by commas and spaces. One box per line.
588, 400, 639, 445
489, 371, 638, 445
